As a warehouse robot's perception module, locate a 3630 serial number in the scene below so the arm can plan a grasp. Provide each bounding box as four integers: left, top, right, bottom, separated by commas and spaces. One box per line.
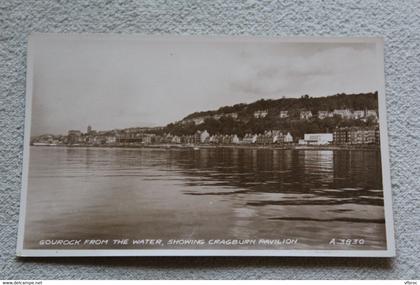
329, 238, 365, 246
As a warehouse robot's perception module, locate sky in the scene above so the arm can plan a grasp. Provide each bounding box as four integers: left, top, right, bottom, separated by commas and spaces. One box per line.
30, 35, 381, 136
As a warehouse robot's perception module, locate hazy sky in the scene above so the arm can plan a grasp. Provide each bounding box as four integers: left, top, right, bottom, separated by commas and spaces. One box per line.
30, 35, 381, 135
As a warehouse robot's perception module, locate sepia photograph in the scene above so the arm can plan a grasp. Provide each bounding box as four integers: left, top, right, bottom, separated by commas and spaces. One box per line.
17, 34, 394, 257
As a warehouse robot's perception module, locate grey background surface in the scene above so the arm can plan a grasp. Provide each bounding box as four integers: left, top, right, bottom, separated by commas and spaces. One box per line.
0, 0, 418, 279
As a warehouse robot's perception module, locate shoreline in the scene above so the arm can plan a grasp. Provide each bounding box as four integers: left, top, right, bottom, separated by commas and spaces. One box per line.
30, 143, 381, 151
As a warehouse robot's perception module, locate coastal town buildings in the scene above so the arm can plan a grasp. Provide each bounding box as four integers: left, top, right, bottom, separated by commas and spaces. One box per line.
182, 112, 239, 125
333, 126, 380, 145
67, 130, 82, 144
333, 128, 348, 145
299, 133, 333, 145
254, 110, 268, 118
32, 100, 380, 149
256, 132, 272, 144
300, 110, 313, 120
221, 112, 238, 119
333, 109, 353, 119
284, 132, 293, 143
31, 134, 62, 146
232, 134, 240, 144
200, 130, 210, 143
242, 134, 258, 144
353, 110, 365, 119
33, 125, 379, 147
315, 109, 378, 121
179, 108, 378, 128
318, 111, 333, 119
279, 111, 289, 118
171, 135, 181, 144
365, 110, 378, 121
193, 117, 205, 125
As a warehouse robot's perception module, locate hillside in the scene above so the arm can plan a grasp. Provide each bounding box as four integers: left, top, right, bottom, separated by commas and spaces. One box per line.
183, 92, 378, 121
159, 92, 379, 139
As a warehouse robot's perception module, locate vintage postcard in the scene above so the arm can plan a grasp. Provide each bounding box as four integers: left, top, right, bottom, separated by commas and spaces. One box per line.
17, 34, 395, 257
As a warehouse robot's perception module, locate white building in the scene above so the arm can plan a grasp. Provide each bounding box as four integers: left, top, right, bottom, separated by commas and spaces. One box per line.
200, 130, 210, 143
318, 110, 333, 120
172, 136, 181, 144
284, 132, 293, 143
279, 111, 289, 118
193, 117, 205, 125
302, 133, 333, 145
232, 134, 240, 144
366, 110, 378, 119
242, 134, 258, 144
213, 114, 222, 120
213, 112, 238, 120
251, 134, 258, 143
254, 110, 268, 118
333, 109, 352, 119
271, 130, 283, 143
226, 112, 238, 119
106, 136, 116, 144
300, 110, 313, 120
143, 135, 152, 144
353, 110, 365, 119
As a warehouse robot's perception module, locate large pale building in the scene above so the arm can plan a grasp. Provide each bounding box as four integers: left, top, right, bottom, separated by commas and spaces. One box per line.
301, 133, 333, 145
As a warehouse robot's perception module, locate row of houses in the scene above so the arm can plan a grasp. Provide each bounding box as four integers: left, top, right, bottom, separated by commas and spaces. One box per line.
254, 109, 378, 121
67, 129, 118, 145
32, 124, 380, 147
67, 127, 379, 146
116, 130, 295, 145
179, 109, 378, 126
35, 128, 296, 146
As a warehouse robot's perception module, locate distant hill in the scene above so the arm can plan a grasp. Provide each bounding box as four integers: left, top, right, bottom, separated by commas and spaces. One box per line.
182, 92, 378, 121
157, 92, 379, 139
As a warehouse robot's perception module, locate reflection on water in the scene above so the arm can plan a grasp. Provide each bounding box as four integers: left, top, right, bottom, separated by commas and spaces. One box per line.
25, 146, 386, 250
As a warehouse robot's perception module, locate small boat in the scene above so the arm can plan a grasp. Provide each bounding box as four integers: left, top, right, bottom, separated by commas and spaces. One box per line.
193, 147, 200, 150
